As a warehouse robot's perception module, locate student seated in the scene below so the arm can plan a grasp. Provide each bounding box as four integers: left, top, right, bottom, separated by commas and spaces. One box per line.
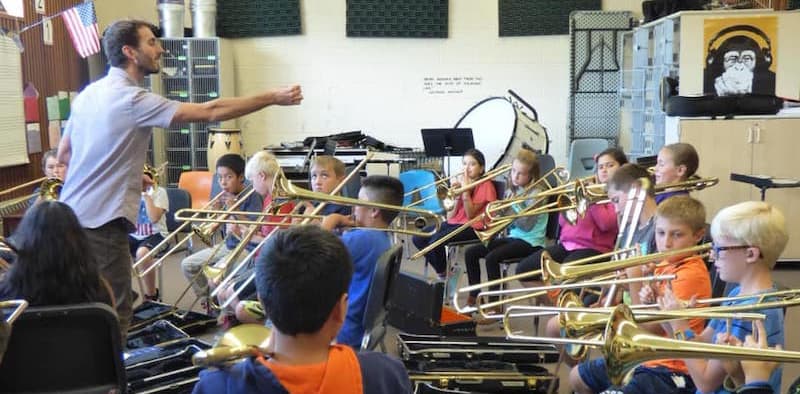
192, 225, 412, 394
542, 163, 659, 339
570, 196, 712, 394
321, 175, 404, 349
653, 142, 700, 204
657, 201, 788, 394
28, 149, 66, 206
128, 165, 169, 302
220, 154, 356, 325
217, 151, 293, 326
412, 148, 497, 280
181, 154, 263, 310
300, 155, 352, 219
463, 149, 548, 315
736, 320, 782, 394
515, 148, 626, 300
0, 201, 113, 307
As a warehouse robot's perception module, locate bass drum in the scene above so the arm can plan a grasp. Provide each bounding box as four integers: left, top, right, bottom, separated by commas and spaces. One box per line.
454, 97, 549, 170
207, 128, 244, 169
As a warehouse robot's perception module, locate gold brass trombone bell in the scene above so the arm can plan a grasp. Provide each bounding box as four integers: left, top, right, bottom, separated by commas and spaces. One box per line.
602, 304, 800, 386
192, 324, 272, 367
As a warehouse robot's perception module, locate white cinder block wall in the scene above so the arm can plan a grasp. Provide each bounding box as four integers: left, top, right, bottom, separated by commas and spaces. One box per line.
96, 0, 642, 166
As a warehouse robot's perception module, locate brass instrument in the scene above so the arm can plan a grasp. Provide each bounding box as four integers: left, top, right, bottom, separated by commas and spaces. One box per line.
600, 178, 649, 308
542, 243, 711, 284
1, 300, 27, 363
176, 208, 323, 226
210, 153, 375, 309
0, 299, 28, 324
483, 166, 571, 219
452, 246, 637, 313
173, 207, 438, 238
214, 168, 445, 309
0, 177, 47, 198
500, 302, 796, 385
476, 167, 571, 242
506, 292, 767, 339
0, 237, 16, 271
408, 165, 515, 260
602, 304, 800, 386
192, 187, 257, 247
133, 190, 228, 278
0, 177, 63, 215
404, 171, 461, 209
192, 324, 271, 367
465, 274, 677, 317
484, 176, 718, 228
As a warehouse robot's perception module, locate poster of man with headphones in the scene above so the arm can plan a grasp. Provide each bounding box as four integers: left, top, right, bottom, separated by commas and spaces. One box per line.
703, 16, 777, 97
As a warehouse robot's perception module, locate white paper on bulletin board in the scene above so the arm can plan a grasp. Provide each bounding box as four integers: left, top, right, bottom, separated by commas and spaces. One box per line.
0, 35, 29, 167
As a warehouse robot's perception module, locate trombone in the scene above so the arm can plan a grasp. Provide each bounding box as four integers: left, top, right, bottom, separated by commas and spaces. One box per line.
541, 243, 711, 284
0, 177, 63, 216
601, 304, 800, 386
192, 187, 258, 247
404, 171, 461, 210
452, 246, 638, 313
213, 170, 445, 309
408, 164, 515, 260
0, 299, 28, 324
174, 208, 437, 238
133, 189, 227, 277
192, 324, 271, 367
501, 303, 800, 387
207, 152, 375, 309
0, 177, 47, 198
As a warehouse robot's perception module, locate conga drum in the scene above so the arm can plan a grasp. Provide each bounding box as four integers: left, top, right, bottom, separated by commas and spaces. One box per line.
207, 128, 243, 169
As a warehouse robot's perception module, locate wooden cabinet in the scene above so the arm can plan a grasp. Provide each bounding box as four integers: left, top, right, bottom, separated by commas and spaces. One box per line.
678, 117, 800, 261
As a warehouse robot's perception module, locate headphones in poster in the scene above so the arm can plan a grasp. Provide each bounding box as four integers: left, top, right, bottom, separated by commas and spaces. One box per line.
705, 24, 773, 68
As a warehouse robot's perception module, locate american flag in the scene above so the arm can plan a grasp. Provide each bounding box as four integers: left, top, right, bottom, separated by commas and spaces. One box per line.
62, 2, 100, 58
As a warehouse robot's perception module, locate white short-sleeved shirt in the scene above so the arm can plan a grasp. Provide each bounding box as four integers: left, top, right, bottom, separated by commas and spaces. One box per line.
60, 67, 179, 229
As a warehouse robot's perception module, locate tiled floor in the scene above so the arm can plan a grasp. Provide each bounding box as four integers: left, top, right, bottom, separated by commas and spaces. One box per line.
148, 234, 800, 393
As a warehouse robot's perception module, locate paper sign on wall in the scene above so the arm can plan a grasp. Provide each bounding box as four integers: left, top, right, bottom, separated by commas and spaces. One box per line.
48, 120, 61, 148
43, 19, 53, 46
35, 0, 45, 14
26, 123, 42, 154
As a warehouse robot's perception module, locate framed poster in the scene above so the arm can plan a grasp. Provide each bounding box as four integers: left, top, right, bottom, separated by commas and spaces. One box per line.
703, 16, 778, 96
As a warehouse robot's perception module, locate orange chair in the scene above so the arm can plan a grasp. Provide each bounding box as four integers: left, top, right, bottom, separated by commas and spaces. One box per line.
178, 171, 213, 209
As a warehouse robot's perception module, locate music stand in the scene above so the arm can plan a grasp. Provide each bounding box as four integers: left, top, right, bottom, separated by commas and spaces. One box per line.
421, 128, 474, 176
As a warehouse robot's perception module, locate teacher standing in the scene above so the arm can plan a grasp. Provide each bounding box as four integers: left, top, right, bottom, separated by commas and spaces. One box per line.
57, 19, 302, 339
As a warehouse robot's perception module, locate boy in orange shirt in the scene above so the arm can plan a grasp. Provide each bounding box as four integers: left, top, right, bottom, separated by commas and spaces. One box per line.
570, 196, 711, 394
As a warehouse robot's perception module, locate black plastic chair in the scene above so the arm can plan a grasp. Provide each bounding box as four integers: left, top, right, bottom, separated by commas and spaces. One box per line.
0, 303, 126, 393
163, 187, 192, 255
360, 245, 403, 352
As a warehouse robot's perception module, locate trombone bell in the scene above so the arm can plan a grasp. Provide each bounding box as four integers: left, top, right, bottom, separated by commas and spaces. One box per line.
192, 324, 272, 367
603, 304, 800, 386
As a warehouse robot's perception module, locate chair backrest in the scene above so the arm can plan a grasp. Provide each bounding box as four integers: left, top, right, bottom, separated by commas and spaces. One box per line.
360, 245, 403, 351
178, 171, 213, 209
165, 187, 192, 233
537, 154, 561, 240
399, 170, 445, 215
491, 179, 506, 200
567, 138, 609, 179
0, 303, 125, 393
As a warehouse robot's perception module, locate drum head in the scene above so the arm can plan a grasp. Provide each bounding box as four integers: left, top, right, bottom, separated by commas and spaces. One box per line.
454, 97, 516, 172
